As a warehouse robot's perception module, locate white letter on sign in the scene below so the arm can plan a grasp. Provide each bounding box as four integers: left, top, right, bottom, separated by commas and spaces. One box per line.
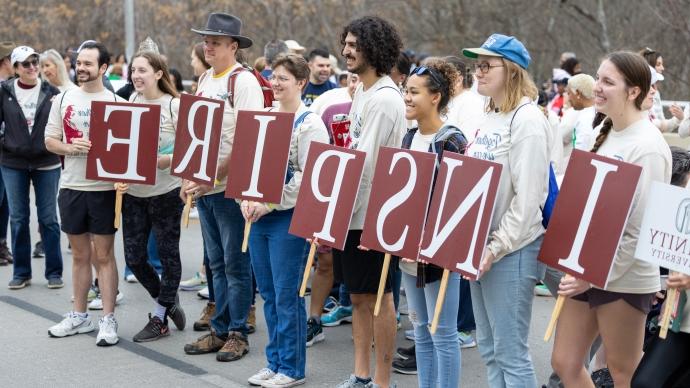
241, 115, 277, 198
96, 105, 150, 181
311, 150, 356, 243
173, 100, 223, 181
376, 152, 417, 252
420, 159, 494, 275
558, 159, 618, 274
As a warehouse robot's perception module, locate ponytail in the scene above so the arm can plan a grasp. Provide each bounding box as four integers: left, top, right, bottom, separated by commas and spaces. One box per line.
590, 117, 613, 153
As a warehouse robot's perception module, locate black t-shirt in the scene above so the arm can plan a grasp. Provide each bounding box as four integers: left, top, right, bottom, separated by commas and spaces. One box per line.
302, 80, 336, 107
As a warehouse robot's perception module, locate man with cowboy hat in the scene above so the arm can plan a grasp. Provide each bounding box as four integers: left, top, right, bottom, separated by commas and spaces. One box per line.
0, 42, 15, 82
182, 12, 263, 363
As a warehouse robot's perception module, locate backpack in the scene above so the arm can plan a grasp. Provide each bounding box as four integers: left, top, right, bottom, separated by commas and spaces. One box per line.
199, 65, 274, 108
509, 103, 559, 229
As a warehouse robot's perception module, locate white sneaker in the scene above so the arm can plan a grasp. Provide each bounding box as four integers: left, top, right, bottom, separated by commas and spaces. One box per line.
48, 312, 96, 337
97, 314, 119, 346
124, 274, 138, 283
88, 290, 124, 310
197, 286, 209, 299
261, 373, 305, 388
180, 272, 207, 291
248, 368, 276, 386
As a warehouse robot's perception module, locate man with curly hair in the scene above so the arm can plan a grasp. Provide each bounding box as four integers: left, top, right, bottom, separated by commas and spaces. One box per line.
333, 16, 406, 388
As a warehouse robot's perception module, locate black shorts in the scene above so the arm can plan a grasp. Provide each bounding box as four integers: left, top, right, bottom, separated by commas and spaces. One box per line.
333, 230, 397, 295
58, 188, 117, 235
572, 287, 656, 314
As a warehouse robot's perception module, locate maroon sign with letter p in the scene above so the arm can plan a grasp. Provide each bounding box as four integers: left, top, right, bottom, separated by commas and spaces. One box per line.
360, 147, 436, 258
225, 110, 294, 203
538, 149, 642, 288
86, 101, 160, 185
170, 93, 224, 186
418, 153, 502, 280
288, 142, 366, 250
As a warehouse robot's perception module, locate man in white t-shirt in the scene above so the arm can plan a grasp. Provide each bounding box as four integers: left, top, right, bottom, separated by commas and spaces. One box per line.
44, 41, 124, 347
334, 16, 406, 388
181, 12, 263, 363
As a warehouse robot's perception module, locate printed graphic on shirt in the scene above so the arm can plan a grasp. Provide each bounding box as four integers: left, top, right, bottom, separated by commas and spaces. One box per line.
349, 113, 364, 150
62, 104, 91, 156
469, 132, 503, 161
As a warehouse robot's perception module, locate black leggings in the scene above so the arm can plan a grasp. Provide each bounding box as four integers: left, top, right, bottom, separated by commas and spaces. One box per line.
632, 330, 690, 388
122, 189, 183, 308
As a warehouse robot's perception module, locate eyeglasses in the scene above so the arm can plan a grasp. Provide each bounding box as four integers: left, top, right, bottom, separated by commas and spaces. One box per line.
20, 59, 39, 69
474, 62, 504, 74
410, 66, 444, 87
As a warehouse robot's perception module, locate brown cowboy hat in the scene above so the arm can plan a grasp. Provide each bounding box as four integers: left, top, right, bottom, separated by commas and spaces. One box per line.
191, 13, 253, 49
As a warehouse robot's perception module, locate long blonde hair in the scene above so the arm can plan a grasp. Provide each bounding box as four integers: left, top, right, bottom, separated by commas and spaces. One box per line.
488, 58, 538, 113
39, 49, 71, 87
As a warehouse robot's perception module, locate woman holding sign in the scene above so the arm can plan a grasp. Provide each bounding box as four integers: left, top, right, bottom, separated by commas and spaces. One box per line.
551, 52, 671, 387
114, 49, 186, 342
397, 58, 467, 388
461, 35, 552, 387
241, 54, 329, 387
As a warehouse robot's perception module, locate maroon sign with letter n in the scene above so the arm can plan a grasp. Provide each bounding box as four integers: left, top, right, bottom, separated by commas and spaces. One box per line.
86, 101, 160, 185
288, 142, 366, 250
225, 110, 294, 203
360, 147, 436, 258
170, 93, 224, 186
538, 149, 642, 288
418, 153, 502, 280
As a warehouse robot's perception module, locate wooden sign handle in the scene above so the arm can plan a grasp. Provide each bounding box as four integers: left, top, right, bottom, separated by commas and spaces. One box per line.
374, 253, 392, 316
114, 190, 123, 228
659, 287, 679, 339
182, 195, 193, 228
299, 240, 318, 297
544, 274, 571, 342
430, 269, 450, 334
242, 220, 252, 253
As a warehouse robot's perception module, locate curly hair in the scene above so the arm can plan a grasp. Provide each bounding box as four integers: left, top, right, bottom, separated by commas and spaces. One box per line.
419, 57, 459, 114
340, 16, 402, 76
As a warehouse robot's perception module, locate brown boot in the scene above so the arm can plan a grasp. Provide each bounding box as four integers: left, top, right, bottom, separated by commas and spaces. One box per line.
193, 302, 215, 331
216, 331, 249, 362
183, 330, 225, 355
247, 305, 256, 334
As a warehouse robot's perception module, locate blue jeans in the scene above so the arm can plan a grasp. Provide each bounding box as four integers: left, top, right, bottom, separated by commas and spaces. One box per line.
124, 231, 162, 277
203, 246, 215, 302
402, 271, 461, 388
249, 209, 308, 379
0, 171, 9, 240
197, 192, 251, 335
470, 236, 545, 388
458, 278, 476, 332
1, 166, 62, 280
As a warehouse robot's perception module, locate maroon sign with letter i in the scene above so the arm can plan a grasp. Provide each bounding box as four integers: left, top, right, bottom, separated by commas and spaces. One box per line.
225, 110, 295, 203
360, 147, 436, 258
86, 101, 161, 184
169, 93, 225, 186
418, 153, 502, 280
288, 142, 366, 250
538, 149, 642, 288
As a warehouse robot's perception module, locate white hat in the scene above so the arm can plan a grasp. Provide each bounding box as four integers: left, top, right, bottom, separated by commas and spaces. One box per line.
285, 39, 305, 53
10, 46, 38, 66
650, 65, 664, 85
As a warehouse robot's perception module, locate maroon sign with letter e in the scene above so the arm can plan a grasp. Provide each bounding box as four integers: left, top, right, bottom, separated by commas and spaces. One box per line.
538, 149, 642, 288
288, 142, 366, 250
170, 93, 225, 186
225, 110, 294, 204
86, 101, 161, 185
418, 153, 502, 280
360, 147, 436, 258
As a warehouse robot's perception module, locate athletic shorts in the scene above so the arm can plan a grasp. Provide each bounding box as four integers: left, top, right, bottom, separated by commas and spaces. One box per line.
58, 188, 117, 235
572, 287, 657, 314
333, 230, 397, 295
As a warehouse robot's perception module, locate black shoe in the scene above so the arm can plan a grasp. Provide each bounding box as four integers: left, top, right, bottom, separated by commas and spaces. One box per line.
133, 314, 170, 342
396, 344, 415, 359
591, 368, 614, 388
8, 278, 30, 289
47, 278, 64, 289
167, 296, 186, 330
33, 241, 44, 258
306, 317, 324, 347
0, 239, 12, 264
392, 356, 417, 375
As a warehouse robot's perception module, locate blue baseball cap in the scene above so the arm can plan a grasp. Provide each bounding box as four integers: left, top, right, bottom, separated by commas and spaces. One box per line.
462, 34, 531, 70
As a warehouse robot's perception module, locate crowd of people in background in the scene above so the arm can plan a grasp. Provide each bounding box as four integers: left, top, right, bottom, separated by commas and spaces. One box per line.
0, 9, 689, 388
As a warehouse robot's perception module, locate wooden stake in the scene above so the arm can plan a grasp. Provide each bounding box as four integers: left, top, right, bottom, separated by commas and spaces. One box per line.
430, 269, 450, 334
544, 274, 572, 342
374, 253, 392, 317
299, 240, 318, 297
659, 287, 679, 339
242, 220, 252, 253
181, 195, 193, 228
114, 190, 123, 228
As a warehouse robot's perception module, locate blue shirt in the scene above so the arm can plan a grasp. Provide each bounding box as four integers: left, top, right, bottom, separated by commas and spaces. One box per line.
302, 80, 337, 107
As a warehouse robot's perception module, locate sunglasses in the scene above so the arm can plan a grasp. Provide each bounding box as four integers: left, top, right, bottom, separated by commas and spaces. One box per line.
20, 58, 39, 69
410, 66, 444, 87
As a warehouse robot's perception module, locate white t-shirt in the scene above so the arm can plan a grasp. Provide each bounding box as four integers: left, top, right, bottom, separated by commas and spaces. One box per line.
308, 87, 351, 117
15, 79, 41, 134
348, 76, 406, 229
559, 106, 597, 172
195, 64, 264, 195
445, 90, 487, 143
45, 87, 124, 191
595, 118, 671, 293
126, 93, 181, 198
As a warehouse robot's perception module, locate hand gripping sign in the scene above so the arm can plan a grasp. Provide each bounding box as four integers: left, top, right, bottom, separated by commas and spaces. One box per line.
539, 149, 642, 340
225, 110, 295, 252
169, 93, 224, 225
635, 181, 690, 338
288, 142, 366, 296
85, 101, 161, 228
360, 147, 437, 316
417, 153, 502, 332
